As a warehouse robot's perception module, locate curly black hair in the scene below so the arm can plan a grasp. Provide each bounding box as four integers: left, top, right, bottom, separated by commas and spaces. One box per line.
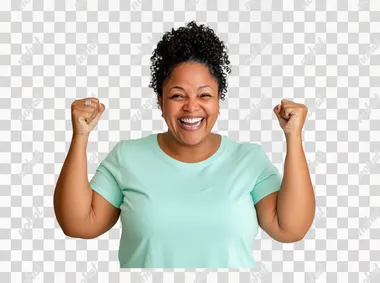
148, 21, 232, 109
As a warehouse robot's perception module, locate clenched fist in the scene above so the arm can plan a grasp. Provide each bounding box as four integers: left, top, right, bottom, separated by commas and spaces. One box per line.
71, 97, 105, 137
273, 99, 308, 136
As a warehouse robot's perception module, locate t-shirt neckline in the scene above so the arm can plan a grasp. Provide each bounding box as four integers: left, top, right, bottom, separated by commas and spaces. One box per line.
151, 132, 226, 168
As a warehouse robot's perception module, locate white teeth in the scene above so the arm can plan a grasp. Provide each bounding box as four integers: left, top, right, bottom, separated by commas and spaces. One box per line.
181, 120, 202, 128
180, 117, 203, 123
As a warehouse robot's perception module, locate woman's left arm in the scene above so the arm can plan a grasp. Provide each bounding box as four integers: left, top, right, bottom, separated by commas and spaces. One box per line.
255, 99, 316, 242
276, 133, 315, 239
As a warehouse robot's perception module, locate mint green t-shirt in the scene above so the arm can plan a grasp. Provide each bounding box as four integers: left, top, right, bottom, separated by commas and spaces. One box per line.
89, 133, 282, 268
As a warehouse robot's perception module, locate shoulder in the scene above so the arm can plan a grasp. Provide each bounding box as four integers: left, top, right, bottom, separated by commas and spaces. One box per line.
222, 137, 268, 166
101, 135, 155, 167
119, 134, 153, 148
117, 134, 155, 158
225, 136, 263, 156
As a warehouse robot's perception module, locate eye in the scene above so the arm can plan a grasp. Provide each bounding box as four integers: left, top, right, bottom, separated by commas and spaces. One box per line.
200, 93, 211, 97
170, 94, 183, 99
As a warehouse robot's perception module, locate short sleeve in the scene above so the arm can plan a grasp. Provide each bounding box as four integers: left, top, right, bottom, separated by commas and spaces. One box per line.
250, 145, 282, 205
89, 141, 124, 209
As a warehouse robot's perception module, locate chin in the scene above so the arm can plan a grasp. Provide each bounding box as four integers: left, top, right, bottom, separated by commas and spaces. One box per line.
179, 134, 207, 146
171, 128, 209, 146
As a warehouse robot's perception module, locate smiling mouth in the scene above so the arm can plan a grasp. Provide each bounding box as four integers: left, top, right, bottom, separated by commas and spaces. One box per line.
178, 118, 205, 130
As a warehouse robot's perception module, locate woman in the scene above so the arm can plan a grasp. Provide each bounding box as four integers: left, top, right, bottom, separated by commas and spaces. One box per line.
54, 21, 315, 268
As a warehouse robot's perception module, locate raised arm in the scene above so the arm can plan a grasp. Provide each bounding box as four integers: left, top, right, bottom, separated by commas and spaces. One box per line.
53, 97, 120, 239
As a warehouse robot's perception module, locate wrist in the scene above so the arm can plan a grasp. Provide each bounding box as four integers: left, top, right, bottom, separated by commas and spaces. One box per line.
285, 132, 303, 144
72, 133, 90, 144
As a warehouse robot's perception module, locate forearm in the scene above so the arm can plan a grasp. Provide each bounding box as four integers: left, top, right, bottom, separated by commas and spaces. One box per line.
276, 133, 316, 238
53, 134, 94, 236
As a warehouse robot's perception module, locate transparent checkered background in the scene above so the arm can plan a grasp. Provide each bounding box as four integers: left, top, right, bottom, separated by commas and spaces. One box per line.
1, 0, 379, 282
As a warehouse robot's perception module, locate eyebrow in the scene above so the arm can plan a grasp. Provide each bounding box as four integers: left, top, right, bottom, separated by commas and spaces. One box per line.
168, 85, 213, 92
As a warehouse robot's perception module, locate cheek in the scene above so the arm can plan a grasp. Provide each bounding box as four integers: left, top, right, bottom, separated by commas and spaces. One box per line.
165, 105, 179, 116
204, 103, 219, 115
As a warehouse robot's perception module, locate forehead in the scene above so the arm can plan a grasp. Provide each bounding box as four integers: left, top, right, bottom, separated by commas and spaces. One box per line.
164, 62, 217, 89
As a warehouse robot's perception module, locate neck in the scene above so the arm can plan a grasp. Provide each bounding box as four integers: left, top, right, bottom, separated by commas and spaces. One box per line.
160, 131, 219, 163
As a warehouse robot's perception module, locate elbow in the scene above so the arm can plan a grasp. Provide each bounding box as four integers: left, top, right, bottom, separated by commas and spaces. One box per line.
274, 234, 303, 243
54, 205, 96, 239
277, 234, 305, 243
59, 224, 80, 238
281, 232, 306, 243
275, 226, 308, 243
62, 228, 97, 239
56, 217, 97, 239
276, 218, 313, 243
62, 229, 78, 238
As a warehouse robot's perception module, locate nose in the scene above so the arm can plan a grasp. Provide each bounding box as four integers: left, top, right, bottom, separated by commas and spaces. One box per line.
183, 96, 200, 112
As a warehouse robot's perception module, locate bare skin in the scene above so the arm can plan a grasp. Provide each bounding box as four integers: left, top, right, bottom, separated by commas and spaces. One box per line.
158, 61, 222, 163
159, 63, 315, 243
53, 62, 224, 240
158, 132, 221, 163
54, 98, 121, 239
55, 62, 315, 243
255, 101, 315, 243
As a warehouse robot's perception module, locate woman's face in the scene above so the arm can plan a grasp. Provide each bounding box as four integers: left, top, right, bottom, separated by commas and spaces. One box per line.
159, 62, 220, 146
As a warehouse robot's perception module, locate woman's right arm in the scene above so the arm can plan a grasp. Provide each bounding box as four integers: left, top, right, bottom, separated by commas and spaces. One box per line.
53, 98, 120, 239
